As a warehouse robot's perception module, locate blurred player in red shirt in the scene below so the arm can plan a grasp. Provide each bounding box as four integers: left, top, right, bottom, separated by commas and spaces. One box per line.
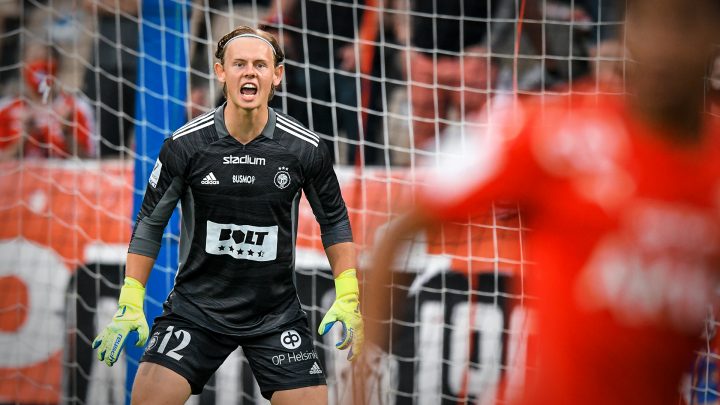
0, 44, 95, 160
364, 0, 720, 404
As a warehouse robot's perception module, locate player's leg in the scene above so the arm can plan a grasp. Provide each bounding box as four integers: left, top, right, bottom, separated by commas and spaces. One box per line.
131, 362, 191, 405
242, 317, 327, 403
136, 312, 238, 403
271, 385, 328, 405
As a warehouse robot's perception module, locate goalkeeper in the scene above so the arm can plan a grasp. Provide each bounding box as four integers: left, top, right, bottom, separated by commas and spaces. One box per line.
92, 25, 362, 405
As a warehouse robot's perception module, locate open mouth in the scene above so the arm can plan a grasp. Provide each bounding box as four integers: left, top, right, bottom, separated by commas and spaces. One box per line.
240, 83, 258, 97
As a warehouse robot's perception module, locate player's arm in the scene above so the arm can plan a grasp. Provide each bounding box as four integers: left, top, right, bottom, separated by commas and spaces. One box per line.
125, 252, 155, 285
93, 138, 186, 367
363, 103, 537, 354
326, 241, 357, 277
303, 141, 363, 360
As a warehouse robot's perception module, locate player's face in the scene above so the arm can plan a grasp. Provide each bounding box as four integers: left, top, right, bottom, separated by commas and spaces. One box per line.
215, 37, 284, 111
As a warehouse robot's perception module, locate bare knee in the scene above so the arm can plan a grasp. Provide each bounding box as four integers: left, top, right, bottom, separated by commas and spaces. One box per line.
271, 385, 328, 405
131, 362, 192, 405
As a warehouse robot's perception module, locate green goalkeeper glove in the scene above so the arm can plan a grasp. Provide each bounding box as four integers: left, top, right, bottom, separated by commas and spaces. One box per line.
318, 269, 364, 361
92, 276, 149, 367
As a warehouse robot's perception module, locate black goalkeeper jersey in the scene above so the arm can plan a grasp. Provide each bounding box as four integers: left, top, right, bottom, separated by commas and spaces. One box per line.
129, 105, 353, 336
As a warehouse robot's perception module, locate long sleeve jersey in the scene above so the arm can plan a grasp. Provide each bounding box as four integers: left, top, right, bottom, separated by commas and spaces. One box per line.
129, 105, 353, 336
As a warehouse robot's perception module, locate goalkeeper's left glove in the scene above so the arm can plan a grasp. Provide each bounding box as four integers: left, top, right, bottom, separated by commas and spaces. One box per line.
92, 276, 149, 367
318, 268, 364, 361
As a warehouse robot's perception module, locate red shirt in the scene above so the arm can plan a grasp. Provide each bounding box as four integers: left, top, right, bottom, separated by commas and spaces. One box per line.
419, 94, 720, 405
0, 94, 95, 158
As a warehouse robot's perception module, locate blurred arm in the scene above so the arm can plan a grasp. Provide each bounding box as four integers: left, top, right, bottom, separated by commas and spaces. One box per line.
364, 208, 433, 348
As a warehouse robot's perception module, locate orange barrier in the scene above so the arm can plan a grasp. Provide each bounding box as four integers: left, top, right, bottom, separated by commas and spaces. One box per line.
0, 160, 133, 403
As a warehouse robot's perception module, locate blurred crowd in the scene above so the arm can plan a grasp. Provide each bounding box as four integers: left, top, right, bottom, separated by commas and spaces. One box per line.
0, 0, 138, 160
1, 0, 717, 164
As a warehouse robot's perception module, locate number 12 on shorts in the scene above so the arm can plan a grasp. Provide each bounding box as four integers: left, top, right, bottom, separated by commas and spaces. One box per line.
151, 325, 191, 360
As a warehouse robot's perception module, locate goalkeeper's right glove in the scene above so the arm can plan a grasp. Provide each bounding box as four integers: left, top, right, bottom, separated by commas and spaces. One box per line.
92, 276, 149, 367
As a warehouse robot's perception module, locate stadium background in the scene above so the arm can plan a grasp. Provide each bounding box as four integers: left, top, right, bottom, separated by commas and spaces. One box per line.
0, 0, 718, 404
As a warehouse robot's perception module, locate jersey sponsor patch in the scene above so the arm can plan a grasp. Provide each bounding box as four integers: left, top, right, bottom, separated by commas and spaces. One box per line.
149, 158, 162, 188
232, 174, 255, 184
280, 329, 302, 349
205, 221, 278, 261
223, 154, 266, 165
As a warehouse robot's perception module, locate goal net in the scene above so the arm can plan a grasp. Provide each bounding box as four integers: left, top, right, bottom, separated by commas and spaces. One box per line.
0, 1, 717, 404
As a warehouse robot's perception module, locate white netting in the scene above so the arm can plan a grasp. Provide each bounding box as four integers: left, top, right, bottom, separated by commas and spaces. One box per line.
1, 1, 717, 405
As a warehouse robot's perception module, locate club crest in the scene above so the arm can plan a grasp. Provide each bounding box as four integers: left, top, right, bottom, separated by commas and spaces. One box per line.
145, 331, 160, 352
274, 167, 291, 189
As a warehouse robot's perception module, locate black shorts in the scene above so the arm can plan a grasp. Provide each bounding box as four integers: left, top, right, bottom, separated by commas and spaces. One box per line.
140, 312, 326, 399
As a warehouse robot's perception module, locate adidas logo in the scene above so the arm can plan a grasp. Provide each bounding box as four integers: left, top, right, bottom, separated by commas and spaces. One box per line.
201, 172, 219, 185
309, 362, 323, 375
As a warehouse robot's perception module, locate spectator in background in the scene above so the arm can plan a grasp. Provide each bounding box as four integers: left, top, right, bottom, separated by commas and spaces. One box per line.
82, 0, 139, 158
575, 0, 625, 86
521, 0, 625, 89
0, 43, 95, 160
266, 0, 387, 165
400, 0, 500, 157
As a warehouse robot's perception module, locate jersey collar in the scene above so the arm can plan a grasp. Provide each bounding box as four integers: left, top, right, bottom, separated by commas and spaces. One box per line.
214, 102, 277, 140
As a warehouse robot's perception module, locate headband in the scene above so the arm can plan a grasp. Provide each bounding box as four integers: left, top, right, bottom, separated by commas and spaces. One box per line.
224, 33, 277, 56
